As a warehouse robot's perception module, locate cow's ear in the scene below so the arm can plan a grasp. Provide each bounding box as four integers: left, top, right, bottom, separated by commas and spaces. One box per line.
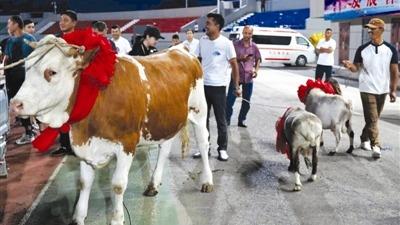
76, 47, 99, 69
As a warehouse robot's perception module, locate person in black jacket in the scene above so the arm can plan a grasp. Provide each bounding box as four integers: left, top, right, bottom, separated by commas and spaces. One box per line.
129, 26, 164, 56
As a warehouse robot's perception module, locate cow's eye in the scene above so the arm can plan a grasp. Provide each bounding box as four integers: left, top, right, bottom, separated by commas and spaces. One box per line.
44, 69, 57, 82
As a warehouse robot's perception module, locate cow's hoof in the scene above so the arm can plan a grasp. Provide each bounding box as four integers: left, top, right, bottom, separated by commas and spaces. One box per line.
308, 175, 317, 182
201, 183, 214, 193
143, 184, 158, 197
293, 184, 302, 192
328, 151, 336, 156
346, 146, 354, 154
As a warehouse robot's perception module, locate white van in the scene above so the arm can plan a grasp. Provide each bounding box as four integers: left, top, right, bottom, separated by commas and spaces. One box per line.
229, 26, 316, 66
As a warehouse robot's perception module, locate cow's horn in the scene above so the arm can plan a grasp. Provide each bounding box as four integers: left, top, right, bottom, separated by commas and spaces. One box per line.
66, 48, 79, 57
66, 46, 85, 57
24, 39, 38, 49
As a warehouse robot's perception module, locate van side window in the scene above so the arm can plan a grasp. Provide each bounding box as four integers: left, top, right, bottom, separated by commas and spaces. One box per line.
229, 33, 240, 41
252, 35, 291, 45
296, 37, 309, 46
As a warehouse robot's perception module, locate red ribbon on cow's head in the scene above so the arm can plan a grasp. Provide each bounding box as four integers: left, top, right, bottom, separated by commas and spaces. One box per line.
32, 28, 116, 152
297, 79, 336, 103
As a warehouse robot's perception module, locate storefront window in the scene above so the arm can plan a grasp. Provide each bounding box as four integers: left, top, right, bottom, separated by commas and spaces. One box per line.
339, 22, 350, 63
361, 18, 370, 44
391, 18, 400, 64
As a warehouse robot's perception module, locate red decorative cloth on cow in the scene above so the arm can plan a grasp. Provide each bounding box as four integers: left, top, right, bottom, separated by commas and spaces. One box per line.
297, 79, 336, 103
32, 28, 116, 152
275, 107, 292, 159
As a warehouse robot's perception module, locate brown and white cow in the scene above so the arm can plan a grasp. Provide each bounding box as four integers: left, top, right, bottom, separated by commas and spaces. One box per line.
9, 35, 213, 225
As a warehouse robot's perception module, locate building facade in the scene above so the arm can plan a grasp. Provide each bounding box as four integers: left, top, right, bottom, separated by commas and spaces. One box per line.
307, 0, 400, 65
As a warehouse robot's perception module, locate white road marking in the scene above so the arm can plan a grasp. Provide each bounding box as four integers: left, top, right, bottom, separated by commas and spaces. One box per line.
18, 156, 68, 225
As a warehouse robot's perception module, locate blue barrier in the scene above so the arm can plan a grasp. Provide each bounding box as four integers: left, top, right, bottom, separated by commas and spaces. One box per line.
237, 8, 310, 30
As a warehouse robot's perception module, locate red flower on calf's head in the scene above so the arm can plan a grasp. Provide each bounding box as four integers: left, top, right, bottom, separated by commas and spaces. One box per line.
297, 79, 336, 103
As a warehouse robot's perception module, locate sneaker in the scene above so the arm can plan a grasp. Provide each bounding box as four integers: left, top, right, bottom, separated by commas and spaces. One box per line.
192, 149, 211, 159
51, 147, 75, 156
32, 122, 40, 131
217, 150, 229, 161
238, 121, 247, 128
360, 141, 372, 151
371, 146, 381, 159
15, 134, 35, 145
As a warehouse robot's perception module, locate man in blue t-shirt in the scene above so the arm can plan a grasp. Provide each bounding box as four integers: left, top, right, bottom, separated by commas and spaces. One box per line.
4, 15, 36, 145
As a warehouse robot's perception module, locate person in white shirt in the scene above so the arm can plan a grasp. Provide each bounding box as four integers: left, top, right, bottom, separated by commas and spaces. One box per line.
343, 18, 398, 159
192, 13, 241, 161
111, 25, 132, 55
315, 28, 336, 80
182, 29, 199, 56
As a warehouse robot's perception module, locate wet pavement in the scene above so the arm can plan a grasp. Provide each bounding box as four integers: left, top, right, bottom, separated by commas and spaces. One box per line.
0, 127, 62, 225
1, 66, 400, 225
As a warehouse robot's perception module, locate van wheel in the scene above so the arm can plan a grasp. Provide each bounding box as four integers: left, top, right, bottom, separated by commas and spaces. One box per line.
295, 55, 307, 67
284, 63, 292, 67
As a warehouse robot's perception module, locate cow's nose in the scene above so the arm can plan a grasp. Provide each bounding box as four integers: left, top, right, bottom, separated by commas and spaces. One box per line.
10, 99, 24, 114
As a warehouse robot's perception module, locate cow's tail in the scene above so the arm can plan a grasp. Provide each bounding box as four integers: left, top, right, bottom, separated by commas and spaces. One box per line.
180, 122, 190, 159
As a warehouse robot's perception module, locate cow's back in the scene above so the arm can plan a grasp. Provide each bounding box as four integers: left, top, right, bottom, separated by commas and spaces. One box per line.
71, 49, 202, 153
135, 50, 202, 141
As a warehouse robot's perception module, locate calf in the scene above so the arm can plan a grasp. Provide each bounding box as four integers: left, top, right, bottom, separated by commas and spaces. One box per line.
277, 107, 323, 191
298, 79, 355, 155
304, 79, 355, 155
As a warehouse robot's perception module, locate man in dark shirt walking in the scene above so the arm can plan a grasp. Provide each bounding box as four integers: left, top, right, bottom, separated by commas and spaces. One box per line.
4, 15, 36, 145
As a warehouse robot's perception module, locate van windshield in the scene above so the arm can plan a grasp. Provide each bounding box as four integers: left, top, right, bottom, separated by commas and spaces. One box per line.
229, 33, 240, 41
252, 35, 291, 45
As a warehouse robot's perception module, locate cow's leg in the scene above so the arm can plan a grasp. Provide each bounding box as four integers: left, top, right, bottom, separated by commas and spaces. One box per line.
187, 78, 213, 192
345, 120, 355, 153
308, 144, 318, 182
111, 150, 134, 225
193, 120, 214, 192
320, 131, 324, 148
329, 126, 341, 156
72, 161, 96, 225
144, 138, 173, 197
293, 149, 302, 191
287, 145, 295, 172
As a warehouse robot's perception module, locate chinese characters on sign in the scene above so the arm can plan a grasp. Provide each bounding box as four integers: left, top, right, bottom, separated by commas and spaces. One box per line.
325, 0, 400, 21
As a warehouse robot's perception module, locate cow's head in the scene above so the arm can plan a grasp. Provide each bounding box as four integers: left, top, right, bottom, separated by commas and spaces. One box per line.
10, 35, 93, 127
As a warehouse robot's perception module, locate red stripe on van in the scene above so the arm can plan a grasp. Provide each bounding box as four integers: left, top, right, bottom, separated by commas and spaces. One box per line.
259, 47, 309, 52
265, 58, 290, 61
257, 29, 299, 33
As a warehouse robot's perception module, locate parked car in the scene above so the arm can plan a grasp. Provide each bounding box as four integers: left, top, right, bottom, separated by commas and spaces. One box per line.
229, 26, 316, 66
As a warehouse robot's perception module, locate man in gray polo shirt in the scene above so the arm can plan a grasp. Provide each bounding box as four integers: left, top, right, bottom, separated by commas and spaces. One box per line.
343, 18, 398, 159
